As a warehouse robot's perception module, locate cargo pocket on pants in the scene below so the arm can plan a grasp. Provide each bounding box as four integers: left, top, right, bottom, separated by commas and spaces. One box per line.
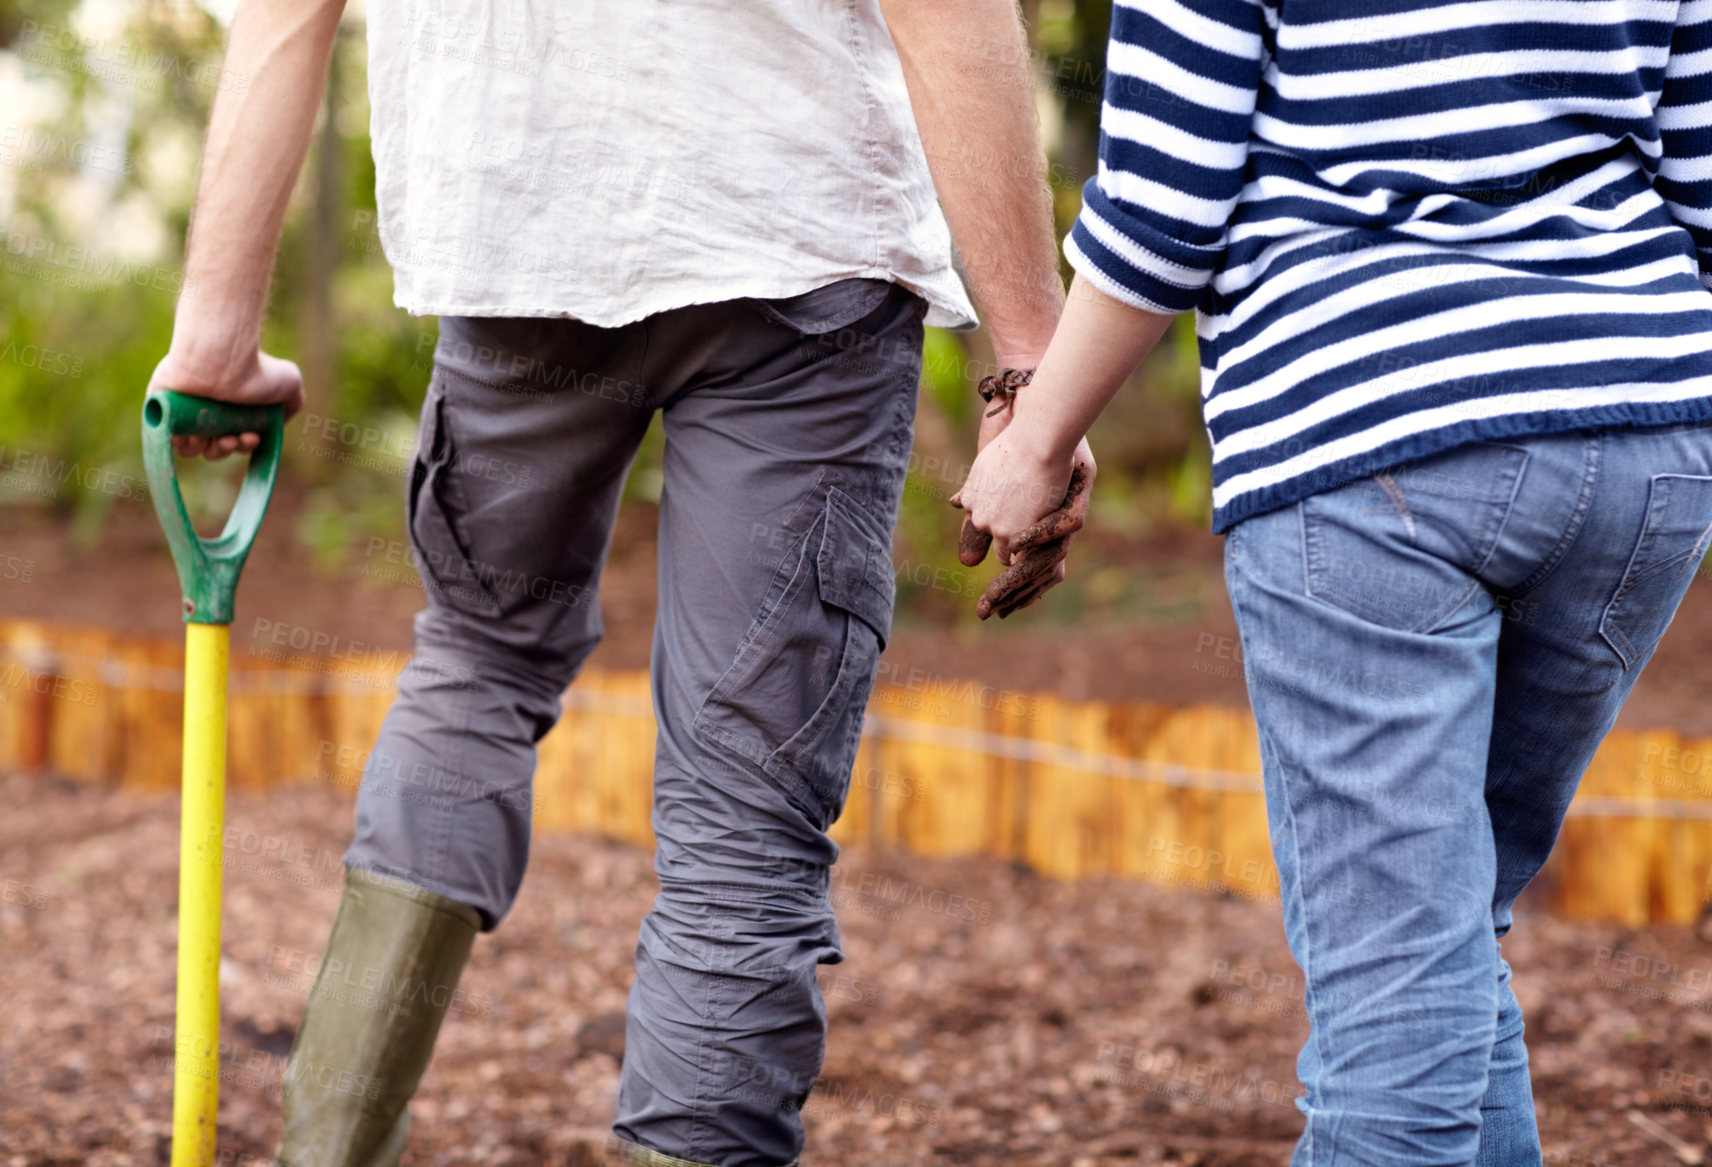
1600, 473, 1712, 669
408, 379, 502, 618
693, 483, 895, 829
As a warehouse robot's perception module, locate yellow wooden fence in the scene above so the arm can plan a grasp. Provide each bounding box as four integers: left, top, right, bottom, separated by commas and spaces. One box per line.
2, 618, 1708, 926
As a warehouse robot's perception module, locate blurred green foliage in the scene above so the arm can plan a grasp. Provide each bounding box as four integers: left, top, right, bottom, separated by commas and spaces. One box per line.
0, 0, 1211, 624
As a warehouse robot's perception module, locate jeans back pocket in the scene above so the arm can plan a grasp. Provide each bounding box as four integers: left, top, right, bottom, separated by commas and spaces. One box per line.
1302, 441, 1530, 633
1600, 473, 1712, 669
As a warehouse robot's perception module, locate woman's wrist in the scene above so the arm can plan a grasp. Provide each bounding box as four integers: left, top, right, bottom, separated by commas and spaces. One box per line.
1008, 382, 1084, 466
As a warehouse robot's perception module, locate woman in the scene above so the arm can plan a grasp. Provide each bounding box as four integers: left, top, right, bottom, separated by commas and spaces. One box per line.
957, 1, 1712, 1162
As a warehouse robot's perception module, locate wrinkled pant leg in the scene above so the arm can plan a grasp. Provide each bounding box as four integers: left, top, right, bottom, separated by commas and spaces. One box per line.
1474, 954, 1536, 1167
1224, 443, 1522, 1167
617, 768, 842, 1167
1229, 423, 1712, 1167
614, 281, 924, 1167
343, 616, 588, 929
344, 314, 655, 929
1472, 421, 1712, 1164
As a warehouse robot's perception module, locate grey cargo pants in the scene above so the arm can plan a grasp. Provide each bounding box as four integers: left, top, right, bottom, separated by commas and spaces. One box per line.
342, 277, 926, 1166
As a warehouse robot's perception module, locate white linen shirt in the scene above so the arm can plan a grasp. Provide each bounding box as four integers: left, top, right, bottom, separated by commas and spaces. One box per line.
362, 0, 978, 330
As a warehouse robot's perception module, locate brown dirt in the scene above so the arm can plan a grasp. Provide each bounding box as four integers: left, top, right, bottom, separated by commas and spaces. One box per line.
11, 495, 1712, 1164
5, 771, 1712, 1166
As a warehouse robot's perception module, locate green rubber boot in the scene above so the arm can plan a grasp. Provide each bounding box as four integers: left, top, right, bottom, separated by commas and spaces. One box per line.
274, 867, 481, 1167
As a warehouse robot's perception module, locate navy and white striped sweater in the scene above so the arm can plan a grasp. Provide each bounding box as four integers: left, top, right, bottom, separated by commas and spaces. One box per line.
1065, 0, 1712, 533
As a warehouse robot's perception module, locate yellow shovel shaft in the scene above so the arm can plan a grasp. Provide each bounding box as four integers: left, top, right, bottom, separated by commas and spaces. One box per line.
171, 622, 229, 1167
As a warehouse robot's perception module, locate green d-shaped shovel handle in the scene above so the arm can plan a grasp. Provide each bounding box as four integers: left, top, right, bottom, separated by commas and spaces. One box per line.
142, 388, 284, 625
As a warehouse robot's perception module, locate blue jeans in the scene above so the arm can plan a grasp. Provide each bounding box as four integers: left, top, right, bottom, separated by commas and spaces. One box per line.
1223, 421, 1712, 1166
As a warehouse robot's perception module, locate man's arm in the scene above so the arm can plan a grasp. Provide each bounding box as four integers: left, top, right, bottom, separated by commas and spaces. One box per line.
956, 0, 1268, 568
881, 0, 1074, 614
878, 0, 1064, 370
151, 0, 347, 458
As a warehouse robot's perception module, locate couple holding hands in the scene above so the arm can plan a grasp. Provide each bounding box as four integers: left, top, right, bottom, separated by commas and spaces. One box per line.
155, 0, 1712, 1163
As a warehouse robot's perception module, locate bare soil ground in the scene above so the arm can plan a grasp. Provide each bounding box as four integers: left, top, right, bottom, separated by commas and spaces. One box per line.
6, 772, 1712, 1166
12, 499, 1712, 1165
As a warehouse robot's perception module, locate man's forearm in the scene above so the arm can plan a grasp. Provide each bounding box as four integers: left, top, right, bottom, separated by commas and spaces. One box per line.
169, 0, 345, 387
881, 0, 1064, 367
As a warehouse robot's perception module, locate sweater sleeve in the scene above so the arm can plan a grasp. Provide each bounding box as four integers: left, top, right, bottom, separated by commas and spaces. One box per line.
1659, 0, 1712, 289
1064, 0, 1268, 314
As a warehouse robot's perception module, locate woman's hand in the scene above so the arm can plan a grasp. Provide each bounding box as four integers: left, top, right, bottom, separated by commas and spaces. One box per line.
953, 430, 1096, 618
950, 273, 1175, 619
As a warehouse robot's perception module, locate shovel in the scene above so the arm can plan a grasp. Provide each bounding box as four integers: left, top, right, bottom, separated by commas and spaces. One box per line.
142, 388, 284, 1167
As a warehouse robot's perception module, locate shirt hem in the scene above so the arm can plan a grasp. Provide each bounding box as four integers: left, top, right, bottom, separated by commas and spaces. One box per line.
394, 272, 978, 332
1209, 397, 1712, 535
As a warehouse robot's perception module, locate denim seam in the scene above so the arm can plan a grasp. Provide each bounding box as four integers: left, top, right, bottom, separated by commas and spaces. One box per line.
1418, 447, 1533, 633
1249, 646, 1327, 1167
1414, 580, 1484, 635
1293, 500, 1309, 601
1467, 447, 1531, 580
1284, 757, 1326, 1167
1508, 429, 1602, 599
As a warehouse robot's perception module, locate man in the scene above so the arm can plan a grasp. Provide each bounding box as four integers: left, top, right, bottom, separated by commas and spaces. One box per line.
152, 1, 1072, 1164
956, 0, 1712, 1164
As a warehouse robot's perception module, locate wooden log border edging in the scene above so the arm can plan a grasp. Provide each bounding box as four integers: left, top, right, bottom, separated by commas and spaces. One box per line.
1, 619, 1704, 925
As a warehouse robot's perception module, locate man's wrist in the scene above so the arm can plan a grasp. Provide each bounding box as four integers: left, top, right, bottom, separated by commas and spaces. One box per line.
991, 348, 1048, 372
991, 318, 1061, 372
989, 303, 1063, 372
977, 367, 1033, 417
162, 334, 259, 391
166, 303, 262, 387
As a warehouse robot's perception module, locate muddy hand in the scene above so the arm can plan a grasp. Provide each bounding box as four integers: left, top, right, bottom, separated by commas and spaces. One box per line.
956, 450, 1091, 569
972, 456, 1094, 619
975, 535, 1070, 619
1011, 458, 1092, 550
958, 514, 994, 567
